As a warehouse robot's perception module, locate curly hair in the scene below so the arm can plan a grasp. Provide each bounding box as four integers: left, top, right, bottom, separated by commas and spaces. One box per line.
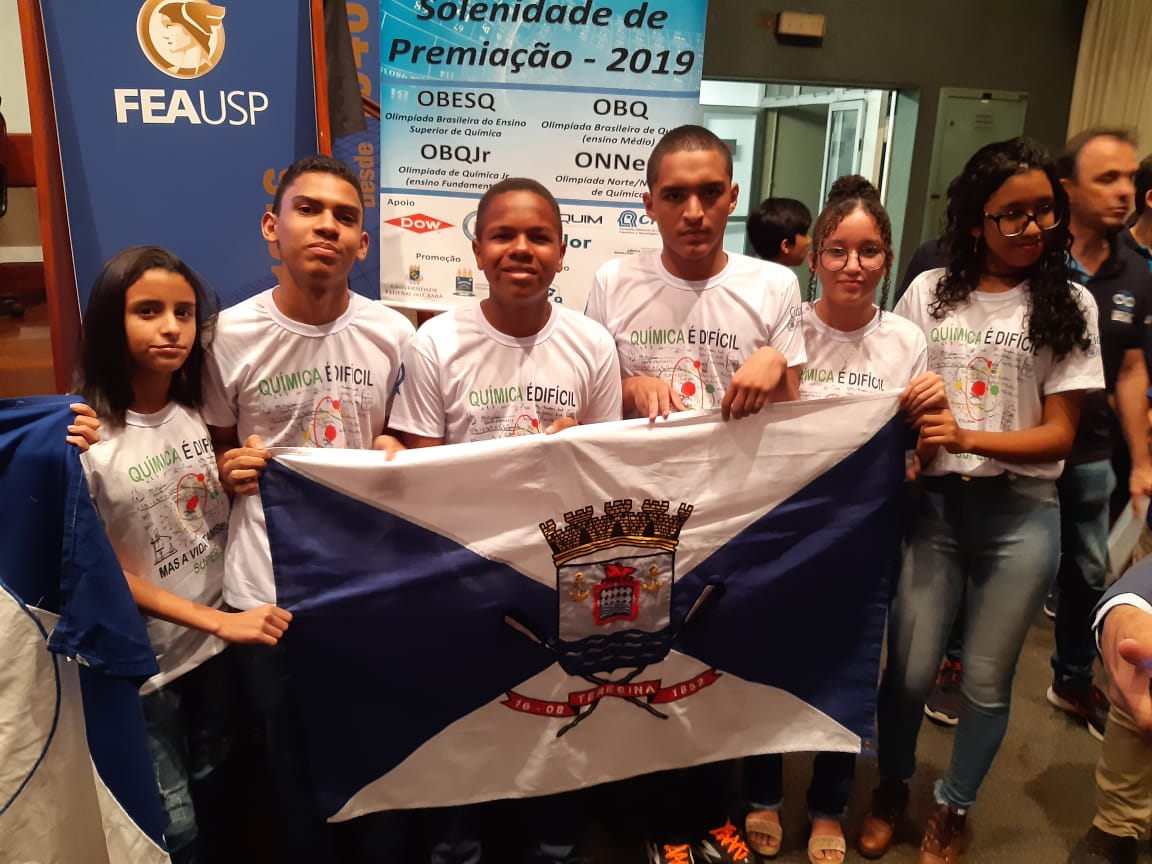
807, 175, 892, 309
929, 137, 1088, 358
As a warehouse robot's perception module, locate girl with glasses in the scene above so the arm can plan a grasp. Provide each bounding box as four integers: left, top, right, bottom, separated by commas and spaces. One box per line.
858, 138, 1104, 863
742, 176, 946, 864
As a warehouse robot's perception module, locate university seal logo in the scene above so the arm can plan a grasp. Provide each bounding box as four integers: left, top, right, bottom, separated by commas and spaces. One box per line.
503, 499, 721, 736
137, 0, 226, 80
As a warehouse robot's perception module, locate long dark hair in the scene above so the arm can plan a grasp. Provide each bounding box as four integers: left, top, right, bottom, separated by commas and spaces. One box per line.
76, 246, 218, 426
930, 137, 1089, 357
806, 175, 892, 310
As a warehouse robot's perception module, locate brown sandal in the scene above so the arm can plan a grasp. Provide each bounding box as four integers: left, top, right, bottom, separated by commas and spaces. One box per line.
744, 810, 783, 859
808, 832, 846, 864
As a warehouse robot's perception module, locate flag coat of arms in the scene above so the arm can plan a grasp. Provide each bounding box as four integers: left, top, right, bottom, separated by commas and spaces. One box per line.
260, 393, 907, 820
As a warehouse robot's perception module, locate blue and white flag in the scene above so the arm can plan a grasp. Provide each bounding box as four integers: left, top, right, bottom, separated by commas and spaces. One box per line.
261, 393, 907, 820
0, 397, 169, 864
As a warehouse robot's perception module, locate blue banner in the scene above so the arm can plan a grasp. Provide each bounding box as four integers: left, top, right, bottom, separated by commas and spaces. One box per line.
39, 0, 320, 310
334, 0, 384, 299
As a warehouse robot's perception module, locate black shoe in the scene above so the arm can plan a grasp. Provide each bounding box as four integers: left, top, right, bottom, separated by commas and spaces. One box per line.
693, 821, 757, 863
1047, 680, 1109, 741
522, 842, 588, 864
647, 840, 696, 864
924, 657, 962, 727
1066, 826, 1138, 864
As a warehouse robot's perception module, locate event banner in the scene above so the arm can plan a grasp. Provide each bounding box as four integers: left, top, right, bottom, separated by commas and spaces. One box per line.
333, 1, 385, 300
259, 395, 905, 816
377, 0, 708, 311
37, 0, 320, 311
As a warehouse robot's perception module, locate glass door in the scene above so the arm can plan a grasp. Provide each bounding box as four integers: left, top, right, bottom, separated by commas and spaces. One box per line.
820, 99, 866, 203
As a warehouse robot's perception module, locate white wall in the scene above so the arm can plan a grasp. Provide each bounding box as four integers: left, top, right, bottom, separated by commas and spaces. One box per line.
1, 0, 42, 264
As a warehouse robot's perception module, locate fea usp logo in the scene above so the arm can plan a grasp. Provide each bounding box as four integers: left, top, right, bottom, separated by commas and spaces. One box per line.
137, 0, 226, 80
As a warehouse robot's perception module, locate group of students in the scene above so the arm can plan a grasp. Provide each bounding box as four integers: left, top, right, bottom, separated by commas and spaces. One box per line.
63, 124, 1111, 864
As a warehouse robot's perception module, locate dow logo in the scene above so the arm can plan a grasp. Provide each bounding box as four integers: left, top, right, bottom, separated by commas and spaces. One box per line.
385, 214, 454, 234
137, 0, 226, 80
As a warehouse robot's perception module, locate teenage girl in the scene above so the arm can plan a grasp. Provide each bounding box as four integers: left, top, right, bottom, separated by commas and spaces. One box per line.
76, 246, 292, 864
858, 139, 1104, 864
741, 176, 945, 864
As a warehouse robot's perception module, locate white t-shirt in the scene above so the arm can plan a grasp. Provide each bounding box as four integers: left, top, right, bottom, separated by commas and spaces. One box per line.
390, 303, 622, 444
202, 288, 415, 608
585, 250, 806, 410
81, 403, 227, 694
895, 268, 1104, 479
798, 303, 927, 399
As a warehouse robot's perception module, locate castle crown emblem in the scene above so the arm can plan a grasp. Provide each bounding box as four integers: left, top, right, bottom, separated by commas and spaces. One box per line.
539, 498, 693, 566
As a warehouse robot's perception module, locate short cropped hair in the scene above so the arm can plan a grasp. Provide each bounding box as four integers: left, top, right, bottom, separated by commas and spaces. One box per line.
271, 154, 362, 217
1057, 127, 1138, 181
1135, 155, 1152, 217
475, 177, 562, 236
646, 125, 733, 189
746, 198, 812, 261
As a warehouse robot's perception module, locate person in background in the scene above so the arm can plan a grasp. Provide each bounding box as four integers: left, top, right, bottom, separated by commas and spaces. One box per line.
746, 197, 812, 267
860, 138, 1104, 864
1066, 549, 1152, 864
1123, 155, 1152, 269
1048, 129, 1152, 742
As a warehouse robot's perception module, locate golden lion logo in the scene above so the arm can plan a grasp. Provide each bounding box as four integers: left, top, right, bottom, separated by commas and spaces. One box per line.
137, 0, 226, 80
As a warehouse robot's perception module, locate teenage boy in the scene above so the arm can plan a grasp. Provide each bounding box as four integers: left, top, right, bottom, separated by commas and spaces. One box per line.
384, 177, 621, 864
586, 124, 804, 426
202, 154, 415, 863
746, 196, 812, 266
1050, 129, 1152, 742
585, 124, 806, 864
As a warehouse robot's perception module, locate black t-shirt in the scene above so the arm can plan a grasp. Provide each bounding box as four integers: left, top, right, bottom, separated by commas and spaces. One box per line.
1068, 232, 1152, 464
895, 239, 949, 305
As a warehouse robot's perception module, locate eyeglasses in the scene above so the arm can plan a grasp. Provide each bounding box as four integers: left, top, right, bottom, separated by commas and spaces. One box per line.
983, 205, 1061, 238
818, 246, 888, 272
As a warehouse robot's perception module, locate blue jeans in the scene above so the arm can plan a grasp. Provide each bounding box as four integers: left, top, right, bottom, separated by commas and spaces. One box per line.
743, 751, 857, 819
877, 474, 1059, 809
142, 651, 233, 864
1052, 459, 1115, 685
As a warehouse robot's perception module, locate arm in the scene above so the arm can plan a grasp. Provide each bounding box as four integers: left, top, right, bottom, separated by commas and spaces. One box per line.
1099, 603, 1152, 734
1115, 347, 1152, 501
209, 424, 270, 497
916, 390, 1083, 463
123, 569, 291, 645
901, 372, 947, 473
777, 366, 800, 402
622, 375, 686, 422
914, 436, 942, 476
721, 346, 792, 420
